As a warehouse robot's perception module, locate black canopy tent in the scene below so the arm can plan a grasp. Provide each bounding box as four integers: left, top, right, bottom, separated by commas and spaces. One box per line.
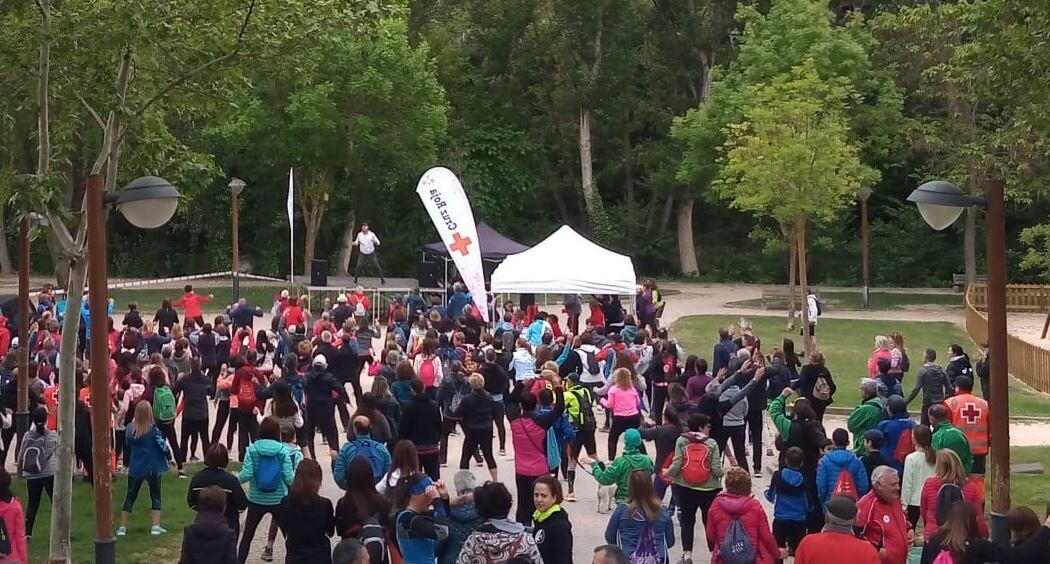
423, 221, 529, 262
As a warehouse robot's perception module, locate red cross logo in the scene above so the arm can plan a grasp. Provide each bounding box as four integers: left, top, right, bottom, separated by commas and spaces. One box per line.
450, 232, 473, 256
960, 402, 982, 425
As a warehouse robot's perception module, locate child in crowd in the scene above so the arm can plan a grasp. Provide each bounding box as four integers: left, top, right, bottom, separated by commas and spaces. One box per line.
860, 429, 891, 483
180, 485, 237, 563
765, 447, 809, 563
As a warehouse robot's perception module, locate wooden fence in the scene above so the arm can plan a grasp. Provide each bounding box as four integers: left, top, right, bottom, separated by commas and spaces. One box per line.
965, 284, 1050, 394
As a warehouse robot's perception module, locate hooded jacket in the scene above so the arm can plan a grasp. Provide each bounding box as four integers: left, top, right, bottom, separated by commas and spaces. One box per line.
303, 365, 343, 416
238, 438, 294, 505
931, 420, 973, 474
718, 371, 761, 427
663, 431, 723, 491
456, 518, 543, 564
905, 363, 952, 406
876, 415, 916, 473
173, 369, 212, 421
604, 505, 675, 562
187, 466, 250, 534
765, 468, 810, 521
706, 492, 780, 564
945, 354, 973, 387
590, 428, 655, 503
0, 496, 27, 563
847, 395, 885, 455
179, 510, 237, 564
0, 317, 10, 358
399, 393, 442, 451
815, 448, 869, 507
533, 507, 572, 564
126, 426, 172, 479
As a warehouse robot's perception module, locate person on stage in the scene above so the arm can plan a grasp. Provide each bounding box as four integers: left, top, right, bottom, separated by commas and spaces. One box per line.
352, 223, 385, 285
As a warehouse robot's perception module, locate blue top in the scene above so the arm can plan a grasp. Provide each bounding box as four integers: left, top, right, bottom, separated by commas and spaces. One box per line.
333, 435, 391, 490
126, 426, 171, 479
604, 504, 675, 561
816, 448, 870, 507
876, 416, 917, 474
448, 291, 471, 320
238, 439, 294, 506
764, 468, 810, 521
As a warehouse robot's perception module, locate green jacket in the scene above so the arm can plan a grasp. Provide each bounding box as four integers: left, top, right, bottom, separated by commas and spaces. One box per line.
590, 432, 655, 503
769, 394, 793, 438
664, 432, 723, 491
847, 396, 884, 455
932, 420, 973, 474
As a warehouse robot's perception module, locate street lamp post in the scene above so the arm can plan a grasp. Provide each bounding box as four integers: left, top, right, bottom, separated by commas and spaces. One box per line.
229, 178, 245, 302
907, 178, 1009, 545
87, 174, 180, 564
857, 187, 873, 309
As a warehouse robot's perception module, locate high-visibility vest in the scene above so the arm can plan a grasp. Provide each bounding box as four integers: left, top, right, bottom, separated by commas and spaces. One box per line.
945, 393, 989, 456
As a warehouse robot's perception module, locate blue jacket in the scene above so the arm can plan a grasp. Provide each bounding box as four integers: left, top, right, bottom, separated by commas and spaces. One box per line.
604, 504, 675, 560
876, 416, 916, 474
238, 438, 294, 506
764, 468, 809, 521
536, 405, 576, 446
333, 435, 391, 490
125, 426, 171, 479
526, 320, 547, 346
816, 448, 869, 507
712, 338, 739, 376
448, 292, 471, 320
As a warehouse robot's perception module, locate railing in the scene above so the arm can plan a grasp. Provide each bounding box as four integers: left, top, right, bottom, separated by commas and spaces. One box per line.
965, 283, 1050, 394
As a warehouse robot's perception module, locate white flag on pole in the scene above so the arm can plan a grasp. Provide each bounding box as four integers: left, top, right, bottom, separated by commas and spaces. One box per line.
287, 168, 295, 285
415, 167, 488, 321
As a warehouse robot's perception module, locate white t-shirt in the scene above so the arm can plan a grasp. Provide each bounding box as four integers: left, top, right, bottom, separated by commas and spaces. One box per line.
356, 231, 380, 254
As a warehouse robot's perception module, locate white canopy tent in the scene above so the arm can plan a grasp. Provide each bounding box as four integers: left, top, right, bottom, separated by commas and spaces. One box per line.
490, 225, 637, 294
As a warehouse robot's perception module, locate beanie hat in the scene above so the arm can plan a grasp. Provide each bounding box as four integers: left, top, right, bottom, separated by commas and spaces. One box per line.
453, 470, 476, 496
825, 496, 858, 524
313, 355, 328, 369
863, 429, 885, 449
624, 428, 642, 451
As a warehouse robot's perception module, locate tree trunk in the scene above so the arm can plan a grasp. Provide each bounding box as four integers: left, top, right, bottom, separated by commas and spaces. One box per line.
796, 217, 813, 356
660, 194, 675, 233
677, 197, 699, 276
334, 213, 357, 277
303, 217, 319, 276
0, 204, 13, 274
623, 123, 635, 216
297, 169, 332, 279
786, 227, 798, 331
578, 107, 598, 220
49, 257, 85, 563
645, 195, 660, 230
964, 206, 977, 283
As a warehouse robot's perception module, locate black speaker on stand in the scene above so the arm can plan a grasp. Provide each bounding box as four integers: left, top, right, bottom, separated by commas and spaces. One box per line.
311, 259, 329, 287
418, 261, 441, 288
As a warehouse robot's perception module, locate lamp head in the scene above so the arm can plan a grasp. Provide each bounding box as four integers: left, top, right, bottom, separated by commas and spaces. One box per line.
116, 176, 180, 229
857, 186, 873, 202
228, 177, 246, 196
907, 180, 969, 231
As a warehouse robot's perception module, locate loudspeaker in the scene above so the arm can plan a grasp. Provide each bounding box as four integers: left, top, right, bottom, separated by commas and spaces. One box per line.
418, 261, 440, 288
519, 293, 536, 309
310, 259, 329, 287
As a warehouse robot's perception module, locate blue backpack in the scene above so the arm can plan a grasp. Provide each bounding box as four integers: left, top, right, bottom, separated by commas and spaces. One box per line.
255, 452, 284, 493
353, 439, 385, 484
628, 520, 663, 564
719, 510, 756, 564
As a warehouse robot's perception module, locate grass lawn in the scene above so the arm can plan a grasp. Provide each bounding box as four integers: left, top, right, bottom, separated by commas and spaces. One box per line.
109, 285, 287, 314
728, 290, 963, 311
671, 315, 1050, 416
19, 464, 206, 563
1003, 446, 1050, 513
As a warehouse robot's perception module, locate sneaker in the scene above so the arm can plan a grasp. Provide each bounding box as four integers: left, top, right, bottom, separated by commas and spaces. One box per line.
766, 447, 774, 457
261, 547, 274, 562
499, 449, 506, 457
189, 455, 199, 462
441, 462, 448, 468
116, 527, 126, 537
150, 526, 167, 535
676, 557, 692, 564
753, 470, 763, 478
381, 279, 387, 285
178, 470, 187, 479
565, 491, 576, 502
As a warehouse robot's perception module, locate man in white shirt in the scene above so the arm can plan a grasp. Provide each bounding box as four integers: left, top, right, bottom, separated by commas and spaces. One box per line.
352, 223, 385, 285
804, 287, 820, 344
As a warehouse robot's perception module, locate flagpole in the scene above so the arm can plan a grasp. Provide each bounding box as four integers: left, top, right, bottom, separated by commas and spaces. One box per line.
288, 167, 295, 288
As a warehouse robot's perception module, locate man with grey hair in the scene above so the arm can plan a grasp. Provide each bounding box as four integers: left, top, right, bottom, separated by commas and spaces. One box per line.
856, 465, 911, 564
847, 378, 884, 455
592, 545, 629, 564
793, 496, 880, 563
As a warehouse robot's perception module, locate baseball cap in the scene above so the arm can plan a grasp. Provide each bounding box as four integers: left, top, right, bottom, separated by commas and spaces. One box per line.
313, 355, 328, 369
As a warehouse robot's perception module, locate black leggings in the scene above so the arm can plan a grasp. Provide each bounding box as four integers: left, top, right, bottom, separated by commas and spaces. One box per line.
745, 409, 764, 472
157, 420, 183, 470
725, 424, 748, 473
493, 401, 507, 450
673, 485, 720, 551
25, 476, 54, 536
439, 418, 458, 464
182, 418, 210, 461
306, 412, 340, 454
0, 426, 15, 466
461, 428, 496, 470
236, 410, 259, 461
652, 385, 669, 426
572, 428, 598, 458
238, 502, 281, 564
608, 414, 643, 460
515, 473, 544, 525
211, 400, 238, 448
419, 450, 440, 481
75, 439, 94, 485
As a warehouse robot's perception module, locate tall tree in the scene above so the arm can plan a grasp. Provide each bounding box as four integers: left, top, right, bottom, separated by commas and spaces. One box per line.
717, 58, 878, 353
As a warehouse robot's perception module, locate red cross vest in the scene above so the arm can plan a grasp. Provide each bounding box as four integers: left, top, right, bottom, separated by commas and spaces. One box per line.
944, 393, 989, 455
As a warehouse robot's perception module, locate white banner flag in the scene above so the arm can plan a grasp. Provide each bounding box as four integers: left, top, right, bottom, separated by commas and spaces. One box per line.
288, 168, 295, 285
416, 167, 488, 321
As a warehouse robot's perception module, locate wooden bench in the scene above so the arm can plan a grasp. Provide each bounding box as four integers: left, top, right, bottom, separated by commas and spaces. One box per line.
760, 287, 803, 310
952, 273, 988, 292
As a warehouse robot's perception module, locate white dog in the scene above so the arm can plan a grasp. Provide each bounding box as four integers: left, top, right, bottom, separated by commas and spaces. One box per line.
596, 483, 616, 514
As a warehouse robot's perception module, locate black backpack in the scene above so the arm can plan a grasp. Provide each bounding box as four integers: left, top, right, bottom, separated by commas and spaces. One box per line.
569, 388, 596, 430
935, 482, 964, 524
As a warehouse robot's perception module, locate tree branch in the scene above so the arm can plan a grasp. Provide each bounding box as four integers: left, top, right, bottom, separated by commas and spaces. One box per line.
76, 94, 106, 130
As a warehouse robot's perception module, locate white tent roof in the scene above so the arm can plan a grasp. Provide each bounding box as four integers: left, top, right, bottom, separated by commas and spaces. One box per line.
490, 225, 637, 294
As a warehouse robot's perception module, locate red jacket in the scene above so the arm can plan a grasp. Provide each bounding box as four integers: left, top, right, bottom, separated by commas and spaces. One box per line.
856, 491, 909, 564
705, 492, 780, 564
794, 530, 881, 564
919, 476, 987, 540
597, 342, 638, 364
348, 292, 371, 314
0, 321, 10, 358
174, 292, 211, 319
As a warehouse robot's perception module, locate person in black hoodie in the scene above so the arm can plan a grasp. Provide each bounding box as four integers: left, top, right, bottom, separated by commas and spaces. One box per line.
123, 302, 144, 330
944, 343, 973, 388
154, 299, 180, 336
532, 475, 572, 564
303, 355, 345, 460
641, 407, 684, 508
333, 333, 360, 430
399, 379, 442, 480
276, 459, 336, 564
187, 443, 249, 537
180, 485, 237, 564
458, 374, 498, 481
174, 358, 213, 462
479, 348, 511, 455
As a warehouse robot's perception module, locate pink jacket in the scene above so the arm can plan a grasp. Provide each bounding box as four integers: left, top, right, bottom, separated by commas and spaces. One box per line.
919, 477, 987, 541
510, 417, 549, 476
706, 492, 780, 564
0, 498, 27, 563
867, 349, 893, 377
601, 385, 640, 417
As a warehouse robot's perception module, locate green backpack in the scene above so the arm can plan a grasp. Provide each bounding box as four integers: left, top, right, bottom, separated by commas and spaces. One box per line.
153, 387, 177, 422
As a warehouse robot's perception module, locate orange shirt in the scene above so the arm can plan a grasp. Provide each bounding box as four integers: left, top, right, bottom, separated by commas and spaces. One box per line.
44, 387, 59, 431
944, 393, 989, 455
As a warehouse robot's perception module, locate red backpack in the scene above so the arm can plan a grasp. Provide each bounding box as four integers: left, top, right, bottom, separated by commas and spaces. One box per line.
237, 373, 258, 410
418, 357, 437, 387
832, 467, 859, 500
658, 452, 675, 485
681, 442, 712, 485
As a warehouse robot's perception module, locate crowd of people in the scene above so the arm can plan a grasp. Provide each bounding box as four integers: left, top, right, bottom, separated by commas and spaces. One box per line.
0, 281, 1046, 564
